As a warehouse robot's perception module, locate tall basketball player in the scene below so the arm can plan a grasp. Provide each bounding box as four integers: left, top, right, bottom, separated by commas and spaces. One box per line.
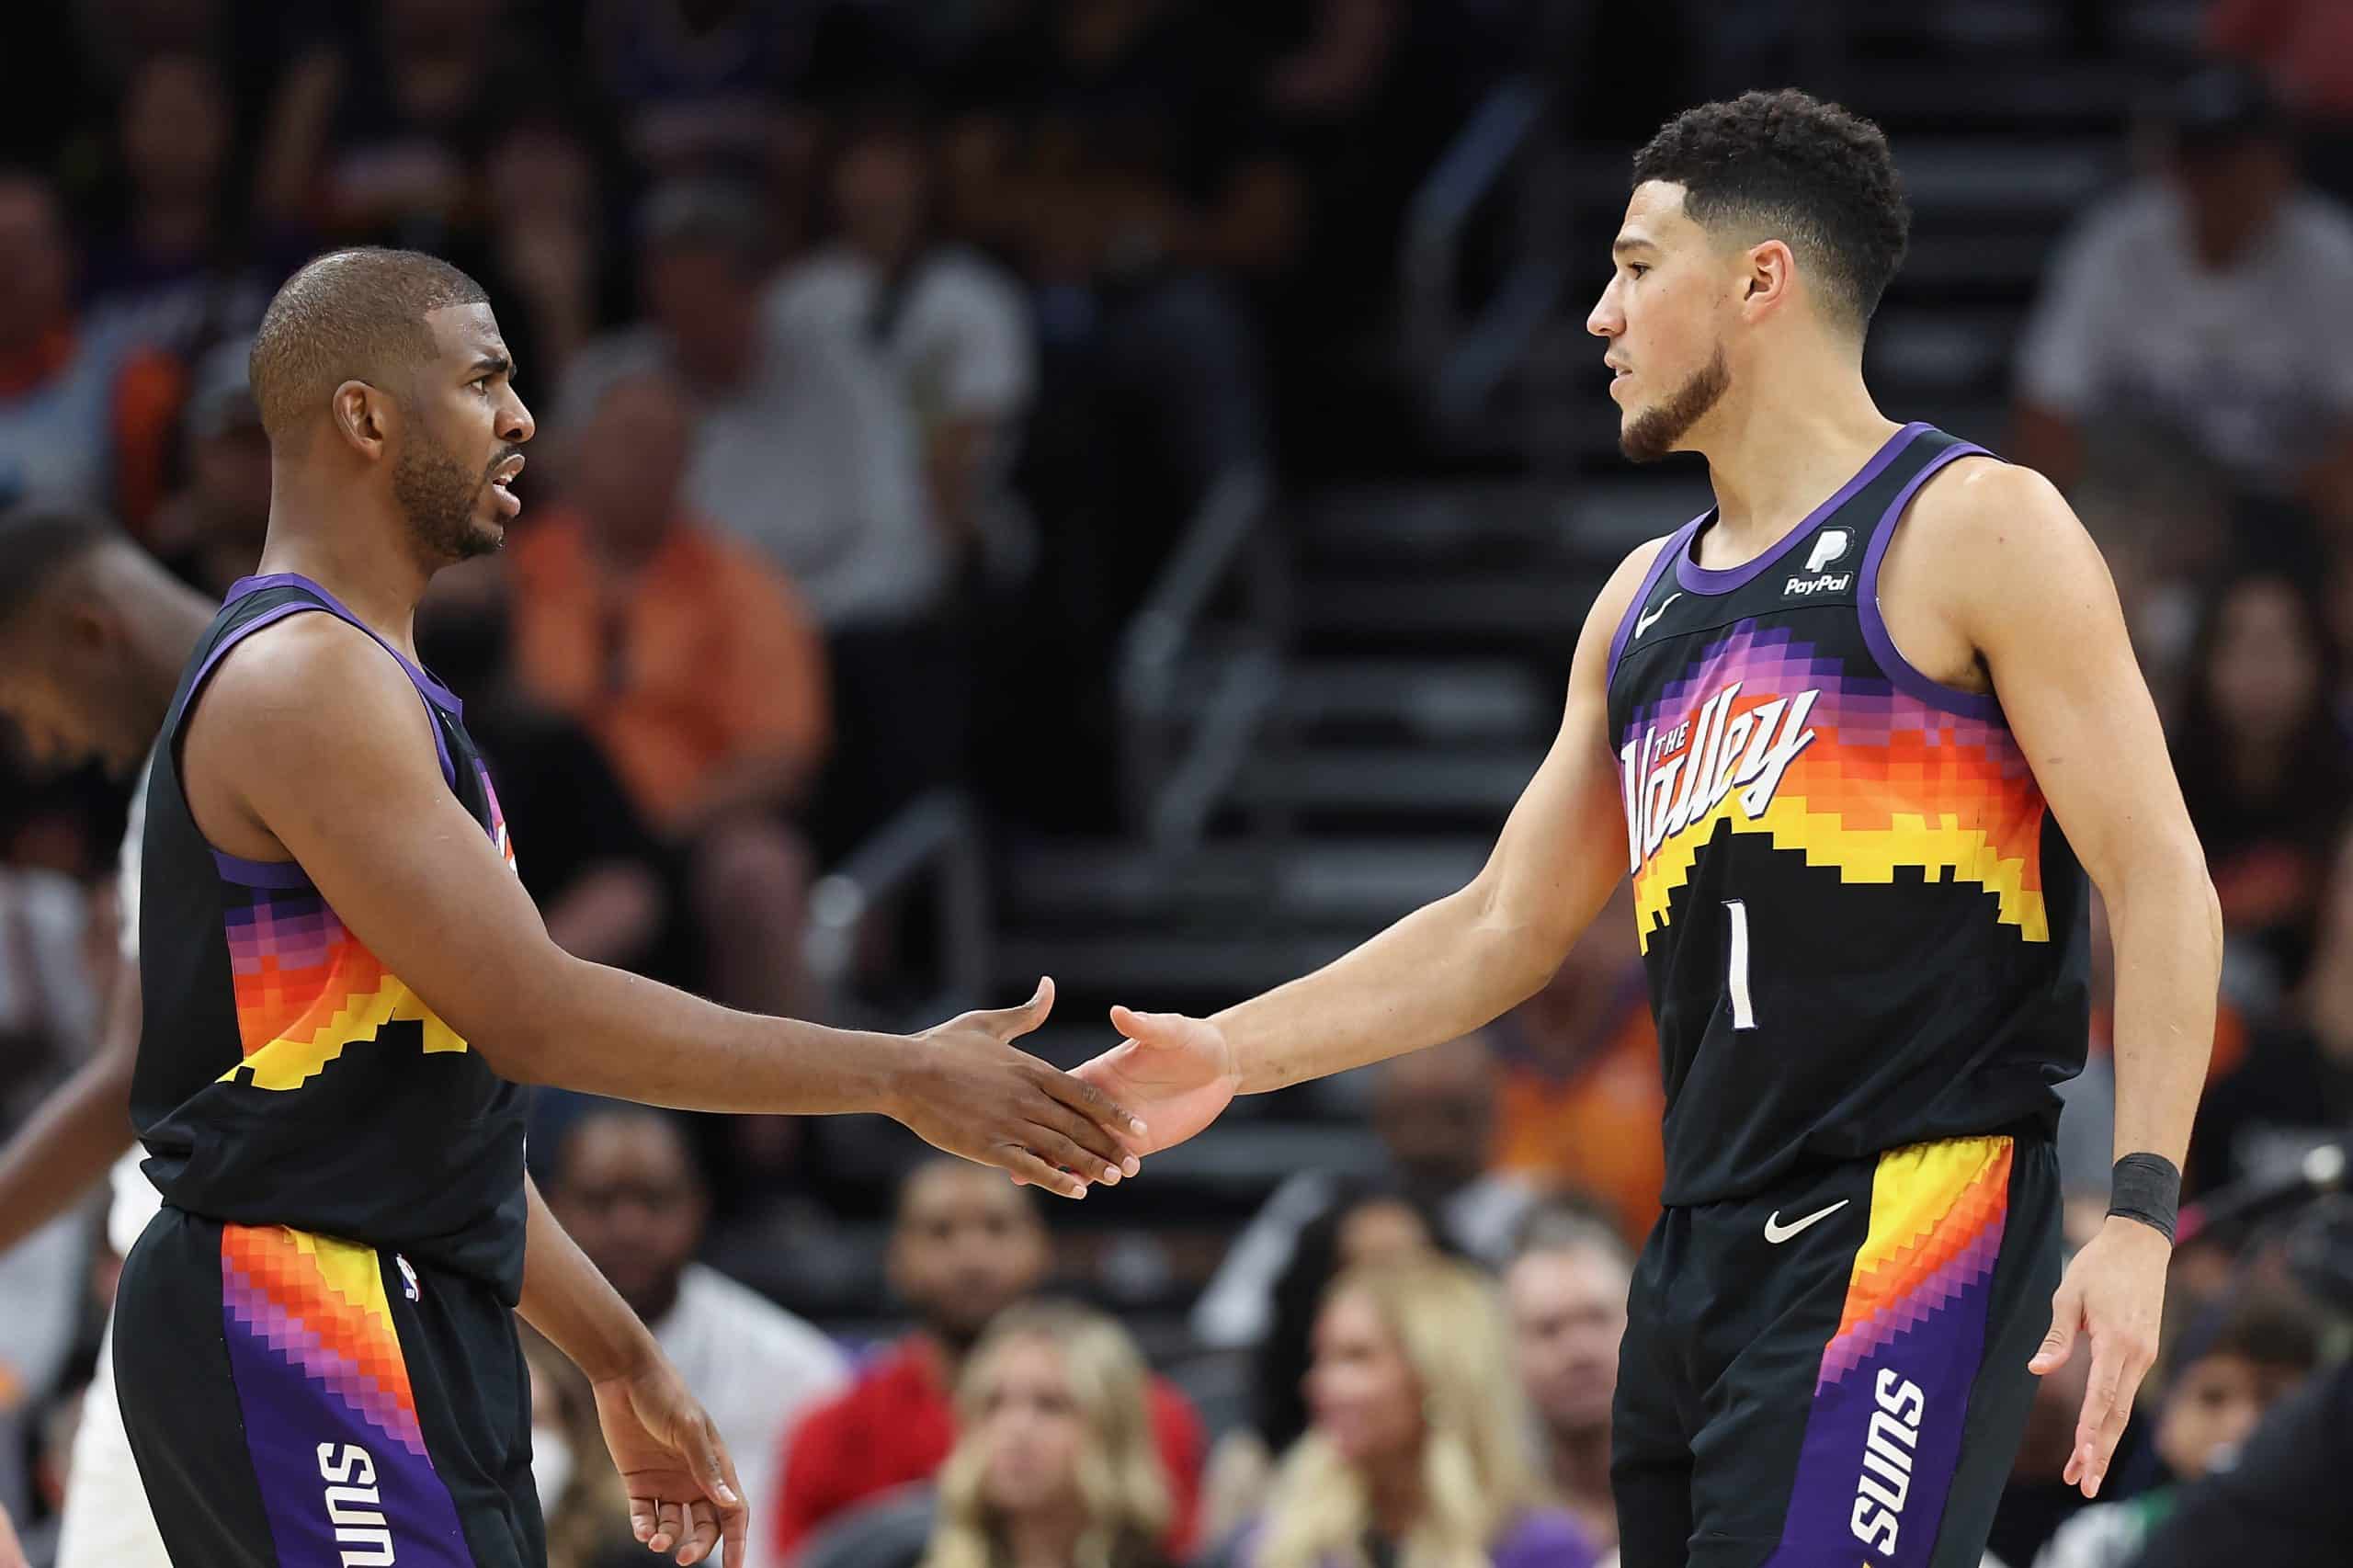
0, 503, 215, 1568
1075, 91, 2218, 1568
110, 248, 1144, 1568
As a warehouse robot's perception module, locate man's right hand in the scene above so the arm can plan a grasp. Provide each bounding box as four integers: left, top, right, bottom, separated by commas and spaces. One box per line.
888, 979, 1147, 1199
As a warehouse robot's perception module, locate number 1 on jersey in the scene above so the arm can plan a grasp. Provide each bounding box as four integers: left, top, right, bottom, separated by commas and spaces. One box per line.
1724, 899, 1758, 1029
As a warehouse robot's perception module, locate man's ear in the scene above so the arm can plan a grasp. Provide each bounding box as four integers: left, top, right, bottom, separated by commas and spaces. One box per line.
332, 380, 395, 460
1742, 238, 1797, 314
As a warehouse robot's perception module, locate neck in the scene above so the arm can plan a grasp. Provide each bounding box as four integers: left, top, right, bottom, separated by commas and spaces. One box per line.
1363, 1451, 1425, 1540
1546, 1421, 1612, 1513
257, 465, 438, 661
627, 1272, 684, 1330
1696, 347, 1898, 552
1003, 1502, 1089, 1568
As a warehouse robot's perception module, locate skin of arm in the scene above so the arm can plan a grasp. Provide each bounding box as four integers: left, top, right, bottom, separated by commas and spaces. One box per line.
517, 1174, 744, 1565
1879, 457, 2221, 1499
180, 614, 1141, 1195
1075, 537, 1661, 1150
0, 957, 139, 1253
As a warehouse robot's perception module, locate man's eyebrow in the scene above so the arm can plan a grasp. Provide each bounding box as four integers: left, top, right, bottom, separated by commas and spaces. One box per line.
1611, 236, 1657, 258
468, 353, 513, 378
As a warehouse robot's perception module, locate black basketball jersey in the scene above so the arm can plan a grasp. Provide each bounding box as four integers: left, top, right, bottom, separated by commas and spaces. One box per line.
1605, 424, 2090, 1207
132, 574, 529, 1299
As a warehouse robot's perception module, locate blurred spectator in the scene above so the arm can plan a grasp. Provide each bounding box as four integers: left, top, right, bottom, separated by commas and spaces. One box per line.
593, 0, 813, 189
772, 1159, 1206, 1561
1228, 1259, 1596, 1568
1249, 1180, 1448, 1463
565, 178, 958, 846
1488, 886, 1665, 1248
1506, 1209, 1633, 1555
2208, 0, 2353, 204
521, 1326, 654, 1568
1191, 1035, 1536, 1350
773, 103, 1038, 572
911, 1302, 1175, 1568
2169, 569, 2352, 998
2038, 1290, 2326, 1568
508, 368, 825, 1017
2012, 65, 2353, 520
78, 52, 284, 362
148, 336, 269, 597
475, 118, 622, 393
2194, 818, 2353, 1192
543, 1104, 848, 1568
0, 172, 182, 528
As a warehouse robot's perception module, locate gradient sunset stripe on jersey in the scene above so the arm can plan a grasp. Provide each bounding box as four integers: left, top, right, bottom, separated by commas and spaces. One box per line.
1623, 619, 2048, 951
221, 881, 468, 1091
1763, 1138, 2012, 1567
220, 1223, 426, 1458
1819, 1137, 2012, 1392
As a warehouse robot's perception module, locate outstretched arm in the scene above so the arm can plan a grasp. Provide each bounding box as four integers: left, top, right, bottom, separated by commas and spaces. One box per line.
1893, 460, 2221, 1499
183, 615, 1142, 1198
1077, 539, 1664, 1152
518, 1176, 744, 1566
0, 957, 139, 1254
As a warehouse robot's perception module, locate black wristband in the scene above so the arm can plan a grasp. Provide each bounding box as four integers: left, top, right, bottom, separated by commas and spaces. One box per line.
2108, 1152, 2182, 1244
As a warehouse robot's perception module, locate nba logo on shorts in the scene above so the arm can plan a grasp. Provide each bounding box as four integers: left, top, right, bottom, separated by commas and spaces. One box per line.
396, 1254, 419, 1302
1806, 528, 1851, 573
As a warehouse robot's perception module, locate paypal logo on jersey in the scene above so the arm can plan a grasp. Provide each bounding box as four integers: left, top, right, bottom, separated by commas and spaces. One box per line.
1620, 680, 1820, 870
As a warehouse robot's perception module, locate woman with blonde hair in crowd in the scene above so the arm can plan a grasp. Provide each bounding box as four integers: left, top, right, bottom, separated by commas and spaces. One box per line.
920, 1301, 1175, 1568
1234, 1258, 1597, 1568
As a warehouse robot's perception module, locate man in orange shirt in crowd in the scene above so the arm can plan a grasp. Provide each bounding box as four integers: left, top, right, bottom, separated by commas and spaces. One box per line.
506, 369, 829, 1017
772, 1159, 1207, 1562
1488, 885, 1666, 1247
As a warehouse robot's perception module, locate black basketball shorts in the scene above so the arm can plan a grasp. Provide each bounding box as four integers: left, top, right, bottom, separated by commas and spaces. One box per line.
114, 1206, 544, 1566
1613, 1134, 2063, 1568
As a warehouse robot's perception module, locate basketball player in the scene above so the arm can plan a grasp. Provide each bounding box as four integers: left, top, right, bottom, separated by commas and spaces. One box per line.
0, 503, 216, 1568
1074, 91, 2217, 1568
110, 248, 1144, 1568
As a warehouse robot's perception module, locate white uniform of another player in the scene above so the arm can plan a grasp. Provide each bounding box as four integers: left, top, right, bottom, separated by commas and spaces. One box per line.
53, 768, 169, 1567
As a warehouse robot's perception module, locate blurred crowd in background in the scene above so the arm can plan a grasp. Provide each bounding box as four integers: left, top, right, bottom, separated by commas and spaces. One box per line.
3, 2, 2353, 1567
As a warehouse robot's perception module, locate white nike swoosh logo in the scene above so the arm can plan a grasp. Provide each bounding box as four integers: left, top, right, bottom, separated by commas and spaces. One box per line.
1763, 1199, 1850, 1244
1634, 592, 1682, 639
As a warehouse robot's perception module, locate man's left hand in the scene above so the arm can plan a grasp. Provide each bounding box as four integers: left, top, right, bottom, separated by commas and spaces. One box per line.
2029, 1215, 2171, 1498
592, 1356, 748, 1565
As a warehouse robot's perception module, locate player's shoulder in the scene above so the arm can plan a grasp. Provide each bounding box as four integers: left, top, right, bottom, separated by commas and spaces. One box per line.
192, 607, 434, 752
1899, 452, 2108, 624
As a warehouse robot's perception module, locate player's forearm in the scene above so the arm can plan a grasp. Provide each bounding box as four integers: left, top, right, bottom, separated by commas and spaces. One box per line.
494, 956, 914, 1119
517, 1175, 661, 1382
2102, 846, 2223, 1167
1217, 886, 1560, 1094
0, 967, 139, 1255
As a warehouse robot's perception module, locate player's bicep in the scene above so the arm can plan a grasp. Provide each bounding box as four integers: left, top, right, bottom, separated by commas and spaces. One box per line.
188, 621, 564, 1073
1954, 470, 2201, 887
1471, 540, 1658, 952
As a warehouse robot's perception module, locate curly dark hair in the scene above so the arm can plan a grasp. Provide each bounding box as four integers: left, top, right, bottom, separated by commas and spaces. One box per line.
1631, 88, 1910, 329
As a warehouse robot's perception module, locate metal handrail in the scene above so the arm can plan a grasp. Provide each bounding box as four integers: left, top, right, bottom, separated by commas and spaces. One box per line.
1400, 76, 1546, 368
1116, 466, 1285, 846
802, 790, 989, 1022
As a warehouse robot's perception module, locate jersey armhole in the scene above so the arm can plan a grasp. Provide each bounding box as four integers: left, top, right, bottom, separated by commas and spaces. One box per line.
169, 602, 460, 885
1857, 447, 2008, 722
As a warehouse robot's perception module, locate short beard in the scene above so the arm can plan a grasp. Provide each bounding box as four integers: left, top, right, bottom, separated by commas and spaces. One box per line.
1620, 347, 1731, 464
392, 429, 502, 564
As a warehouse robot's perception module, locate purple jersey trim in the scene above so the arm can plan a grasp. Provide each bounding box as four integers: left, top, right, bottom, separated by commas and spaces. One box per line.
210, 849, 313, 888
226, 574, 465, 716
217, 576, 460, 787
1857, 444, 2006, 721
1676, 423, 1930, 596
1606, 517, 1706, 687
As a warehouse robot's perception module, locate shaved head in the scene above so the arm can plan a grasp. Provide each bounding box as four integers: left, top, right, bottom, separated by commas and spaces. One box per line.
248, 247, 489, 443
